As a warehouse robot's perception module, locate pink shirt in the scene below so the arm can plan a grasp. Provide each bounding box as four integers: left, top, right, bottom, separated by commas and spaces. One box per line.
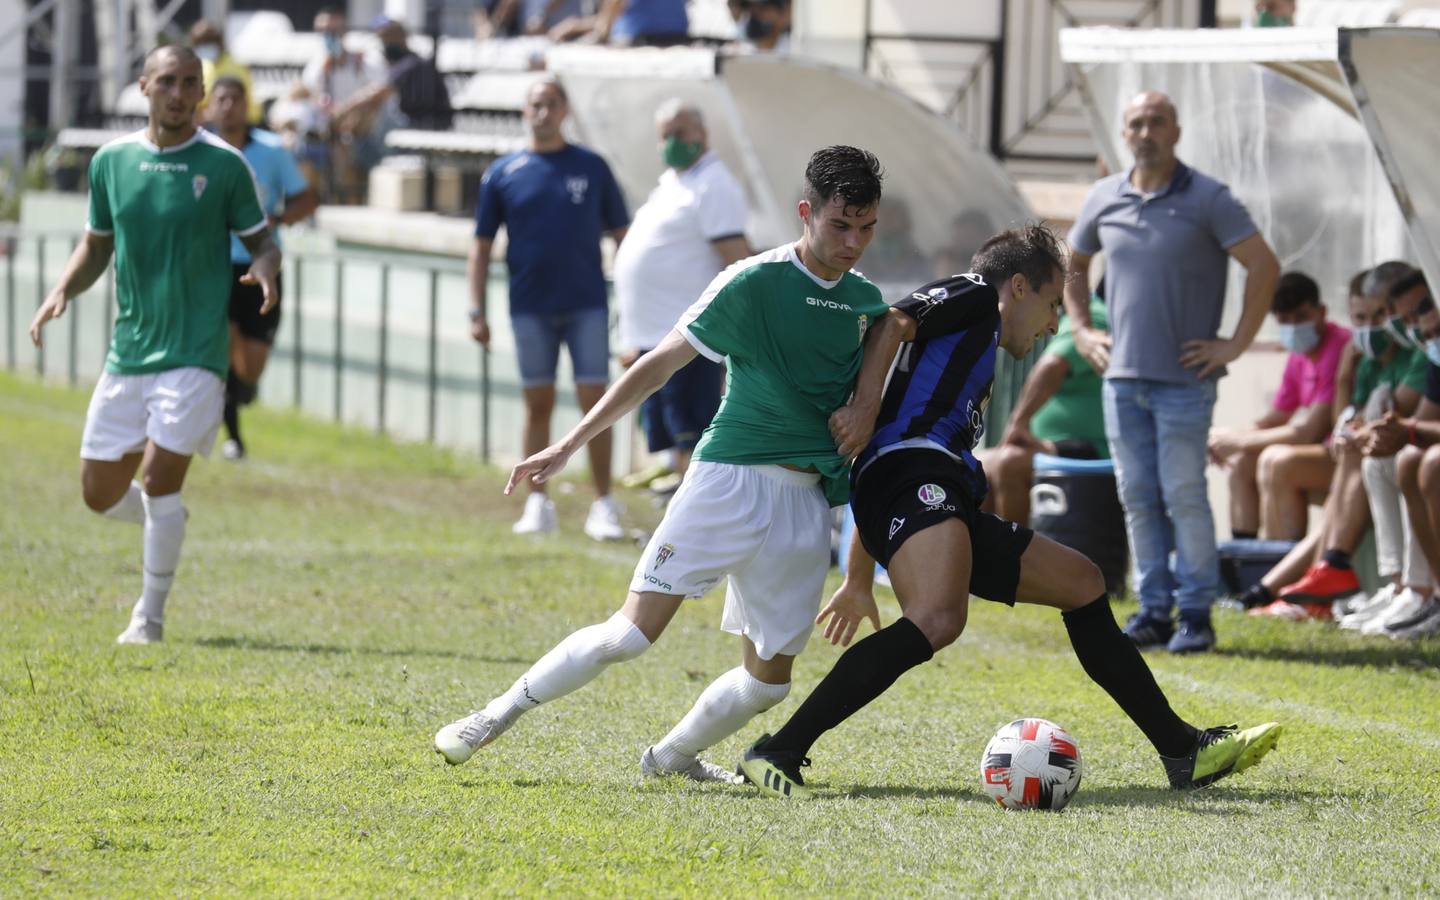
1273, 320, 1350, 412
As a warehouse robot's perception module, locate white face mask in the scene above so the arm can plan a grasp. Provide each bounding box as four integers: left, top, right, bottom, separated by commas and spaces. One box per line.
195, 43, 221, 62
1425, 337, 1440, 368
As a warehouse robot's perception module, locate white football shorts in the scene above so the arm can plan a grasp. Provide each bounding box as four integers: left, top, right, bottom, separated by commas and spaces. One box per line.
630, 460, 831, 660
80, 367, 225, 461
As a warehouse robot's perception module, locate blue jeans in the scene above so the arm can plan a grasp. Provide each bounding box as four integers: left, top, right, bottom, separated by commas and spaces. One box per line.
1102, 378, 1220, 621
511, 307, 611, 388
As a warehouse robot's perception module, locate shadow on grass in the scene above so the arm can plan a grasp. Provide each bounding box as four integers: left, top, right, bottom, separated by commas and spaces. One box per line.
188, 635, 529, 665
839, 783, 1316, 811
1218, 642, 1440, 670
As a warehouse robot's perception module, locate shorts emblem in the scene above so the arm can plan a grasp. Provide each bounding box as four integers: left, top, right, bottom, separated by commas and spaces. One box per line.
917, 484, 947, 506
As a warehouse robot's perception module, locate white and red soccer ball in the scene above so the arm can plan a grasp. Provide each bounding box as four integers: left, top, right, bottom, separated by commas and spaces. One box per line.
980, 718, 1083, 811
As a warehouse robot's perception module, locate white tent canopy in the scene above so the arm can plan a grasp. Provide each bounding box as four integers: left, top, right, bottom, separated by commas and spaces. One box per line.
1061, 26, 1439, 320
548, 45, 1032, 297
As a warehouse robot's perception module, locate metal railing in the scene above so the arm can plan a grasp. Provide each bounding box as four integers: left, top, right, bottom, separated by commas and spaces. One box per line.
1, 226, 497, 463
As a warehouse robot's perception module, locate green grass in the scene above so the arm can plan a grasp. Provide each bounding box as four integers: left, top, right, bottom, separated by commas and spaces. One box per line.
2, 370, 1439, 897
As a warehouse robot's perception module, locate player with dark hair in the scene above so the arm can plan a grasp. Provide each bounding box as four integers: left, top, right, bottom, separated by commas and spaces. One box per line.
206, 75, 318, 459
739, 225, 1282, 799
29, 45, 278, 643
435, 146, 910, 782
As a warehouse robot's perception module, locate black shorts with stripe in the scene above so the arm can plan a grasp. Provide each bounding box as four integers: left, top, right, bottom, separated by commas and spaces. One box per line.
851, 448, 1033, 605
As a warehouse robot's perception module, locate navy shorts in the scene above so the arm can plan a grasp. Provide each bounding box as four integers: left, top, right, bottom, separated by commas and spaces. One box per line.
851, 448, 1034, 605
511, 307, 610, 388
228, 263, 283, 345
639, 350, 723, 452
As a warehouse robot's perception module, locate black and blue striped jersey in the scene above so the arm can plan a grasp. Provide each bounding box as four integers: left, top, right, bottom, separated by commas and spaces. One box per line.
856, 272, 1001, 488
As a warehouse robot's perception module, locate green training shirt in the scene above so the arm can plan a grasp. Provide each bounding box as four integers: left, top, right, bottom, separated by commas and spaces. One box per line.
87, 129, 266, 378
678, 243, 890, 506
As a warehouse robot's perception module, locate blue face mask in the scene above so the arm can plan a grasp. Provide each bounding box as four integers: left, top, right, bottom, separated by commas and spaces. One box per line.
1425, 337, 1440, 368
323, 33, 344, 57
1278, 320, 1320, 355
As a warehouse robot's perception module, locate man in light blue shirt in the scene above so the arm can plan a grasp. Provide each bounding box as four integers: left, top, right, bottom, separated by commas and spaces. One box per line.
1065, 91, 1279, 653
208, 76, 317, 459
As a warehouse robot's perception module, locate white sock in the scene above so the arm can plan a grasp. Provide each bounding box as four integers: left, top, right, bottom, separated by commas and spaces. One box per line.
651, 667, 791, 770
481, 612, 650, 727
135, 491, 186, 623
102, 481, 145, 525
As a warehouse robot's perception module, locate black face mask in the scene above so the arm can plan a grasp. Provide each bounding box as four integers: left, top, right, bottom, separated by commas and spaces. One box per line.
743, 15, 774, 39
383, 44, 409, 62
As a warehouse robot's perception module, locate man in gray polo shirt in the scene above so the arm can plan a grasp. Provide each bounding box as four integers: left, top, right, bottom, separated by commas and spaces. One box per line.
1065, 90, 1279, 653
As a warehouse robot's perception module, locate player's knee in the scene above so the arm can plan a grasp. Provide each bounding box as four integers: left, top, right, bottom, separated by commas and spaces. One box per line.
911, 605, 967, 650
1256, 444, 1289, 488
1397, 445, 1423, 493
1420, 448, 1440, 491
1069, 558, 1106, 606
82, 483, 118, 514
227, 372, 257, 406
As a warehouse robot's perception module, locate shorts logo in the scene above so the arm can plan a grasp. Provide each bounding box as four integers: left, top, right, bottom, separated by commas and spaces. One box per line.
917, 484, 947, 506
927, 286, 949, 300
192, 175, 208, 200
655, 543, 676, 569
889, 517, 905, 539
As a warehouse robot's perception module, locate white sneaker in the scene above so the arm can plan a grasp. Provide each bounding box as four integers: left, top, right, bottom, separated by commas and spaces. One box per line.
583, 496, 625, 542
116, 613, 163, 644
1383, 593, 1440, 638
221, 439, 245, 461
640, 746, 743, 784
512, 493, 558, 535
434, 711, 509, 765
1387, 597, 1440, 640
1338, 584, 1398, 631
1361, 587, 1427, 636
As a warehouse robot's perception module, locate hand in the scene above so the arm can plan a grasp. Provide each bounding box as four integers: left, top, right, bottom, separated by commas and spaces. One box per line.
1002, 424, 1045, 452
470, 316, 491, 348
240, 264, 279, 315
829, 400, 877, 463
1363, 412, 1407, 458
29, 289, 69, 347
618, 348, 641, 369
1207, 428, 1246, 465
1331, 424, 1361, 461
1180, 337, 1242, 379
1074, 326, 1111, 374
505, 443, 573, 495
816, 581, 882, 646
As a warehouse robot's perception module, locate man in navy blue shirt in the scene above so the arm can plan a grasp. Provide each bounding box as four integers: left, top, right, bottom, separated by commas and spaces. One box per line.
468, 79, 631, 540
739, 225, 1282, 800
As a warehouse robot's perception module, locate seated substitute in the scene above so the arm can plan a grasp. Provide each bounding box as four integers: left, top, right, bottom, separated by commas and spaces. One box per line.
973, 291, 1109, 524
1207, 271, 1348, 540
737, 225, 1282, 800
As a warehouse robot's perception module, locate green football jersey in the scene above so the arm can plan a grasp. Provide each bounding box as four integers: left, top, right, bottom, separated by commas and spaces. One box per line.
678, 243, 890, 506
87, 129, 266, 378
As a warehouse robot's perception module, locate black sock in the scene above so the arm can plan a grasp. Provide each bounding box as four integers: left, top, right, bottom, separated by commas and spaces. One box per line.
1231, 529, 1258, 540
1322, 549, 1352, 570
1238, 583, 1273, 609
223, 397, 241, 444
765, 617, 934, 759
1062, 595, 1197, 758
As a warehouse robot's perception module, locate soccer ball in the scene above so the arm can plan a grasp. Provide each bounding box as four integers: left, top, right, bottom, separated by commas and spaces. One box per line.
979, 718, 1083, 811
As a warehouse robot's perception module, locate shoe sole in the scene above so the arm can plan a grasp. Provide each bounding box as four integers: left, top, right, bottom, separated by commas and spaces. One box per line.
738, 756, 812, 800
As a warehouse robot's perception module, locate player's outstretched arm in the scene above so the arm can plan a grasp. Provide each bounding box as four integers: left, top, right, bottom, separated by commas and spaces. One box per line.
818, 529, 882, 646
830, 309, 915, 461
505, 327, 698, 494
238, 229, 282, 314
29, 231, 115, 347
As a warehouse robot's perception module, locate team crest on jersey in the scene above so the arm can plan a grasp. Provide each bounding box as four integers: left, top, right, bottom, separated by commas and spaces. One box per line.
192, 175, 208, 200
655, 543, 676, 569
857, 314, 869, 342
917, 484, 947, 506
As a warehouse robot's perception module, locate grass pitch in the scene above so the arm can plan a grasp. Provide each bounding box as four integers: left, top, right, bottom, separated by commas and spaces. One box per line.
2, 371, 1439, 897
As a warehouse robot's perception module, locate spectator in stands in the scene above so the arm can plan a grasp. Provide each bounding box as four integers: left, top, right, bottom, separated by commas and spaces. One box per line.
584, 0, 690, 47
205, 77, 318, 460
468, 79, 631, 540
1066, 90, 1280, 653
1253, 0, 1297, 27
613, 99, 750, 491
301, 6, 389, 204
476, 0, 588, 39
1244, 264, 1427, 619
973, 293, 1111, 524
190, 19, 261, 125
732, 0, 793, 53
372, 18, 454, 131
1207, 272, 1348, 540
934, 209, 996, 279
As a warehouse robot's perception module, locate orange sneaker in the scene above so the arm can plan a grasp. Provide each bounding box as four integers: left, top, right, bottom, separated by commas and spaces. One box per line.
1276, 561, 1360, 604
1248, 598, 1333, 621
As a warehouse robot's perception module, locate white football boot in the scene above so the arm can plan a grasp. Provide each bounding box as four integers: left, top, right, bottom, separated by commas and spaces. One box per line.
640, 746, 743, 784
116, 613, 163, 645
434, 711, 510, 765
